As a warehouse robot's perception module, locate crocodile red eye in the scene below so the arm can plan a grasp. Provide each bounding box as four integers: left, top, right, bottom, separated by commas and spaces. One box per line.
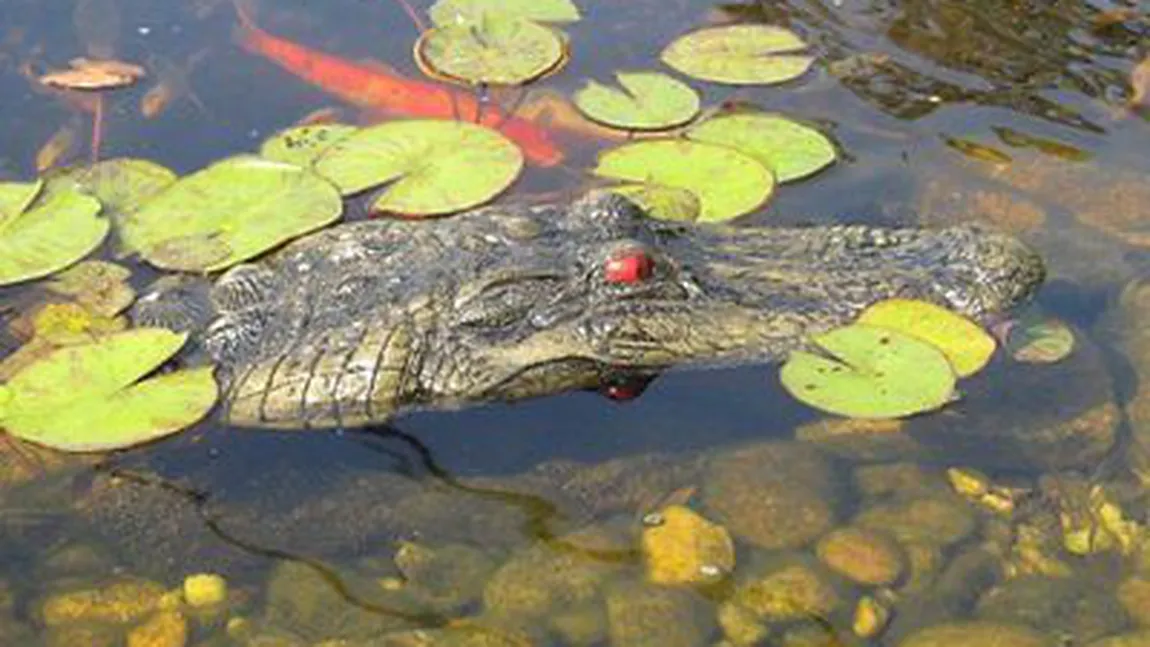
604, 250, 653, 284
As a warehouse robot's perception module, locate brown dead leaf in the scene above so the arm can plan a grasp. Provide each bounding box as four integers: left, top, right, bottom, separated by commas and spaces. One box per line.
1131, 55, 1150, 108
39, 57, 144, 90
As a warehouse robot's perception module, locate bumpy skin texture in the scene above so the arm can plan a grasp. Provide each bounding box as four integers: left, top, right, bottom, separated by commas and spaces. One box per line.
139, 192, 1045, 429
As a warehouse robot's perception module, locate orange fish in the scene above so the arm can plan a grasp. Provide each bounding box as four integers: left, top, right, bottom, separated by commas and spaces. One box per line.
233, 4, 565, 167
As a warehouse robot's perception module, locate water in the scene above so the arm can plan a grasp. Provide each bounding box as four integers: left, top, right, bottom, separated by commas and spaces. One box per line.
1, 0, 1149, 644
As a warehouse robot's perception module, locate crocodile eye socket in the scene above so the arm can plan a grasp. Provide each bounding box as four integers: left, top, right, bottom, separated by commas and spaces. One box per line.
603, 249, 654, 284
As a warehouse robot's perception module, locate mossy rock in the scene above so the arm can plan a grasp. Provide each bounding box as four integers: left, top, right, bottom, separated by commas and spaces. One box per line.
604, 578, 714, 647
975, 575, 1127, 644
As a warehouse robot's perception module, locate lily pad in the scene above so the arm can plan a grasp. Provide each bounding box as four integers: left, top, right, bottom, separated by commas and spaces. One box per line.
574, 72, 701, 131
313, 120, 522, 216
780, 325, 957, 419
49, 158, 178, 253
611, 184, 701, 222
593, 139, 773, 222
686, 113, 837, 183
121, 155, 342, 272
858, 298, 996, 378
0, 179, 43, 227
259, 124, 358, 167
46, 260, 135, 317
415, 15, 567, 86
428, 0, 581, 26
0, 186, 107, 286
660, 25, 814, 85
0, 328, 217, 452
1006, 316, 1074, 364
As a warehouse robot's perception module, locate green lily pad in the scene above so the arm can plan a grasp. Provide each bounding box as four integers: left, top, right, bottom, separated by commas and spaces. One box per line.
313, 120, 523, 216
686, 113, 837, 182
429, 0, 580, 26
611, 184, 701, 222
1006, 316, 1075, 364
593, 139, 773, 222
0, 186, 107, 286
0, 328, 218, 452
121, 155, 342, 272
660, 25, 814, 85
858, 298, 996, 378
780, 324, 957, 419
415, 15, 567, 86
0, 179, 43, 227
574, 72, 701, 131
53, 158, 177, 220
259, 124, 358, 167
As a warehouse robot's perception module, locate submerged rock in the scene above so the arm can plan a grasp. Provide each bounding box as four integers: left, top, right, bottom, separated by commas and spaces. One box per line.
975, 575, 1127, 644
816, 527, 905, 586
898, 620, 1053, 647
701, 442, 839, 550
604, 578, 713, 647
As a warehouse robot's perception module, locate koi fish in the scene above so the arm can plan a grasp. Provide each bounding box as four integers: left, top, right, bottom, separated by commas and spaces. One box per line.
232, 4, 565, 167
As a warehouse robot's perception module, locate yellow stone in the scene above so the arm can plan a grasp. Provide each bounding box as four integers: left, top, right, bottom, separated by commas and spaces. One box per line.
641, 504, 735, 585
717, 601, 770, 646
852, 595, 890, 638
946, 467, 989, 499
42, 579, 167, 626
127, 610, 187, 647
182, 573, 227, 608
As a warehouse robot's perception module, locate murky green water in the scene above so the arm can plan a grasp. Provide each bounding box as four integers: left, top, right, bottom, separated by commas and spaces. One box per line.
1, 0, 1150, 645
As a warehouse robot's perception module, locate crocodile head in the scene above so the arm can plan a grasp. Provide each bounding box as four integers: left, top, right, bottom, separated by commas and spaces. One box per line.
435, 192, 1045, 404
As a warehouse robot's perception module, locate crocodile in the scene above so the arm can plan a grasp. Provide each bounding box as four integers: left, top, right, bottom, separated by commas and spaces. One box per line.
133, 192, 1045, 429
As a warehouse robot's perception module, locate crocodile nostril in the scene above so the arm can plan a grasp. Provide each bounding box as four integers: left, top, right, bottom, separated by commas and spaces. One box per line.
604, 248, 654, 284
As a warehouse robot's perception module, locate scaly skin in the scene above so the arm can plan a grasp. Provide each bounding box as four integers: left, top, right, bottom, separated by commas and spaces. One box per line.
134, 192, 1045, 429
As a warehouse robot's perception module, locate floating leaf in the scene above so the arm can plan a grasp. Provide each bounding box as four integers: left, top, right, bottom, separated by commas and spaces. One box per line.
686, 113, 837, 182
0, 328, 217, 452
50, 158, 178, 247
0, 187, 107, 286
29, 302, 125, 345
46, 260, 135, 317
1006, 316, 1074, 364
593, 140, 773, 222
780, 325, 957, 419
259, 124, 358, 167
574, 72, 700, 131
39, 57, 145, 90
858, 298, 995, 378
313, 120, 522, 216
660, 25, 813, 85
121, 155, 342, 272
428, 0, 580, 26
0, 179, 43, 227
415, 16, 567, 86
611, 184, 701, 222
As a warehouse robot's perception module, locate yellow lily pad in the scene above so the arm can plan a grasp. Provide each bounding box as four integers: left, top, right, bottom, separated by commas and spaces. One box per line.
686, 113, 837, 182
313, 120, 523, 216
0, 328, 217, 452
416, 15, 567, 86
49, 158, 177, 233
574, 72, 701, 131
593, 139, 773, 222
0, 186, 108, 286
858, 298, 996, 378
660, 25, 814, 85
120, 155, 343, 272
780, 324, 957, 419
